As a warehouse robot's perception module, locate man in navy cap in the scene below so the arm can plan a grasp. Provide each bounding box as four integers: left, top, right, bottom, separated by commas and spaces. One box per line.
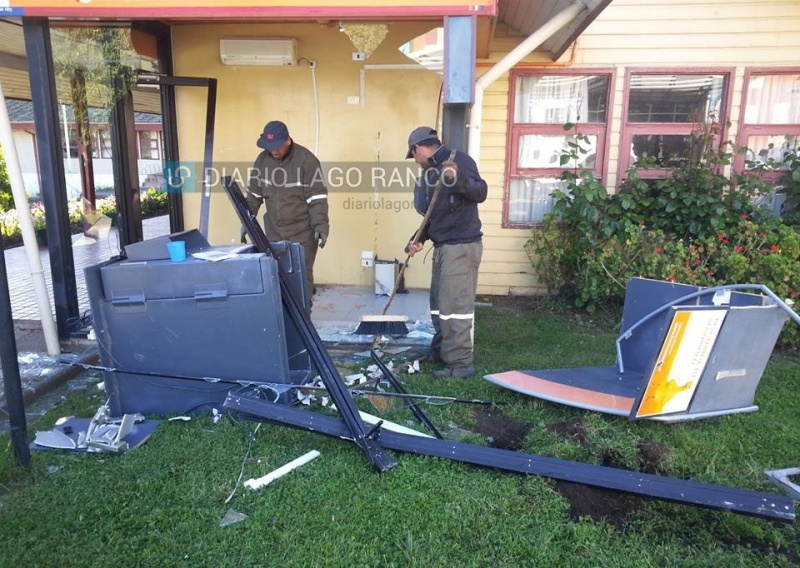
246, 121, 329, 305
405, 126, 487, 378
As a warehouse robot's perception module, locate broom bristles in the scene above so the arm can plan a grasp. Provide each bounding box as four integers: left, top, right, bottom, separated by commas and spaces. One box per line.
354, 314, 410, 336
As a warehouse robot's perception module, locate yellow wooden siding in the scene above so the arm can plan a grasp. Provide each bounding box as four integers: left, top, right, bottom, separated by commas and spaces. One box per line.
476, 0, 800, 298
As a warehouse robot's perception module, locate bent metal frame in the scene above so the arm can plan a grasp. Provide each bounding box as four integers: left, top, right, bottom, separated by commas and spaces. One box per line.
221, 177, 795, 523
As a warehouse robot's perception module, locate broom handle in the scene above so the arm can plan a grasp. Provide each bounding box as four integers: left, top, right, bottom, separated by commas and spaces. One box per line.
381, 178, 445, 316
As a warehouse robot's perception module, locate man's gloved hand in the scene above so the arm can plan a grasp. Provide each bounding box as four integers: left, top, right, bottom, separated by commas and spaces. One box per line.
315, 230, 327, 249
240, 225, 248, 244
441, 160, 458, 186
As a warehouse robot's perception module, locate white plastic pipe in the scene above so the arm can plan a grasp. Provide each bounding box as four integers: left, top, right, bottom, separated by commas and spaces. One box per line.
468, 1, 587, 162
243, 450, 320, 490
0, 81, 60, 355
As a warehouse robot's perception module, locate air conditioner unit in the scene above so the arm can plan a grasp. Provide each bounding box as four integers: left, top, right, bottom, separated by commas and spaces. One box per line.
219, 38, 298, 67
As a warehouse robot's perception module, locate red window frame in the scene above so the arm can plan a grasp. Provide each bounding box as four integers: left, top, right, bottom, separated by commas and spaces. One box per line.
734, 67, 800, 180
504, 68, 614, 228
619, 68, 735, 180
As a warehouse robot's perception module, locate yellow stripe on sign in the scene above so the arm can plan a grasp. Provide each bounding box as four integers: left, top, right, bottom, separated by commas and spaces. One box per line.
637, 311, 691, 417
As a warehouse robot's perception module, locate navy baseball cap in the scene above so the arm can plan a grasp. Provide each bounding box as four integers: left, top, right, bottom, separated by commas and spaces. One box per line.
257, 121, 290, 151
406, 126, 438, 158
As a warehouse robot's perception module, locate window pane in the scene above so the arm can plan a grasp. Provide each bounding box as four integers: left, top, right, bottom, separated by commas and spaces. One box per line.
515, 75, 609, 124
745, 135, 799, 170
518, 134, 598, 169
628, 74, 725, 123
508, 177, 569, 225
631, 134, 692, 167
745, 74, 800, 125
98, 129, 113, 159
139, 130, 160, 159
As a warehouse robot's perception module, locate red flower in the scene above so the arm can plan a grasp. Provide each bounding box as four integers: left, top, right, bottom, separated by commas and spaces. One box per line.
718, 234, 727, 241
741, 214, 749, 219
694, 257, 702, 265
770, 244, 780, 253
654, 247, 662, 254
734, 246, 743, 253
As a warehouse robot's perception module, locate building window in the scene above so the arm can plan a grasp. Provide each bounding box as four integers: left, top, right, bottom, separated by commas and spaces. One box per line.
63, 128, 79, 159
736, 71, 800, 173
138, 130, 161, 160
95, 128, 113, 159
620, 72, 730, 177
506, 72, 611, 226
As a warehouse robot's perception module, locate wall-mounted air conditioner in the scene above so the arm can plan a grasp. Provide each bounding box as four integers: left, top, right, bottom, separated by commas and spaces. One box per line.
219, 38, 298, 66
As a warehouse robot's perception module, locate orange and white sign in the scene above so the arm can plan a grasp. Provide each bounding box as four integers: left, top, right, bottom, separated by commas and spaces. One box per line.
635, 308, 727, 418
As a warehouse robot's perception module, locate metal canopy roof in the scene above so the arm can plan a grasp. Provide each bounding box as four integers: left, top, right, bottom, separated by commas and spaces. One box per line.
497, 0, 611, 60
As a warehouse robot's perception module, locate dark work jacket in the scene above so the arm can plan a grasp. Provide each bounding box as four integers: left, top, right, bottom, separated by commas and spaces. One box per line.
246, 142, 329, 243
412, 145, 487, 247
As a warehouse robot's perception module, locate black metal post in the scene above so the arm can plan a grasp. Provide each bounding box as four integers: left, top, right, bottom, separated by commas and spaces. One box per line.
0, 236, 30, 468
109, 85, 143, 247
22, 18, 79, 339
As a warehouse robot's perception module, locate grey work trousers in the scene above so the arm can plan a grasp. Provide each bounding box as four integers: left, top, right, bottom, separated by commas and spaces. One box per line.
429, 240, 483, 369
295, 236, 318, 310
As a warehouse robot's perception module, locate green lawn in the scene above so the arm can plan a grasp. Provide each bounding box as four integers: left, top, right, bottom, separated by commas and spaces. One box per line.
1, 296, 798, 567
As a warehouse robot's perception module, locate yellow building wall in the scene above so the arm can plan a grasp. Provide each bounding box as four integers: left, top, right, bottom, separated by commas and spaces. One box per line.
171, 21, 442, 289
476, 0, 800, 295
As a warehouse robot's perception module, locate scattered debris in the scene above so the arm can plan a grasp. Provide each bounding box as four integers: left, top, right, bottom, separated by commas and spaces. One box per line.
30, 403, 159, 454
219, 508, 247, 527
765, 467, 800, 500
244, 450, 321, 490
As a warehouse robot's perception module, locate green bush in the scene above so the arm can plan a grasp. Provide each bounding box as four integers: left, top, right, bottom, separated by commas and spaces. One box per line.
526, 124, 800, 346
0, 147, 12, 212
1, 188, 169, 248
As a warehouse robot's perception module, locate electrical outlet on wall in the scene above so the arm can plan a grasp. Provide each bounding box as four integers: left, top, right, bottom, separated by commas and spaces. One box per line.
352, 51, 366, 61
361, 250, 375, 268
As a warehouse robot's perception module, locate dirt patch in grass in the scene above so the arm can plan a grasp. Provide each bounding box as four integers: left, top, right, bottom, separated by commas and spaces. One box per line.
554, 481, 644, 528
545, 417, 589, 445
470, 407, 530, 451
545, 418, 678, 527
636, 440, 670, 474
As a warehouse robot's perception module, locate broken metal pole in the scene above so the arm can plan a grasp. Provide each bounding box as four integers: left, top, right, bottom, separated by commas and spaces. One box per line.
222, 177, 396, 473
223, 393, 795, 523
370, 350, 442, 438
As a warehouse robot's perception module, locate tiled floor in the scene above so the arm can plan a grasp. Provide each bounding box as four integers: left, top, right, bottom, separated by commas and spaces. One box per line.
4, 215, 432, 335
5, 216, 169, 321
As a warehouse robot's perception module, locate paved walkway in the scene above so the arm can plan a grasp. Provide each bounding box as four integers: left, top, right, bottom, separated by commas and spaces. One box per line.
5, 215, 171, 321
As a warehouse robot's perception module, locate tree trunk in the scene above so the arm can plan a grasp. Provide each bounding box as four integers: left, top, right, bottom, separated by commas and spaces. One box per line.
70, 68, 96, 214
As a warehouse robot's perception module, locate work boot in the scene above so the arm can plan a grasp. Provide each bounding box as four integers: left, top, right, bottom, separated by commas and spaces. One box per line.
433, 365, 476, 379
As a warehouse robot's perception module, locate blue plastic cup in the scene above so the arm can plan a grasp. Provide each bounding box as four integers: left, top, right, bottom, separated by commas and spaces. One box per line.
166, 240, 186, 262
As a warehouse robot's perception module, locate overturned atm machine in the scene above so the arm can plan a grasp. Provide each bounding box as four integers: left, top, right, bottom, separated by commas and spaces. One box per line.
85, 230, 312, 416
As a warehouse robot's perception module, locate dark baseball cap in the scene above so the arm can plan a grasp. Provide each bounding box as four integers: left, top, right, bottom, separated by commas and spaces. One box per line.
406, 126, 438, 158
257, 120, 290, 151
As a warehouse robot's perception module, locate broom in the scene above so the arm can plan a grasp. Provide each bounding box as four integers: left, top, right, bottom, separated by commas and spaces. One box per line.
354, 172, 448, 337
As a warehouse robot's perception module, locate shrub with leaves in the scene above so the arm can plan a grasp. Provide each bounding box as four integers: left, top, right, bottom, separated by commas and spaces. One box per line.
526, 123, 800, 346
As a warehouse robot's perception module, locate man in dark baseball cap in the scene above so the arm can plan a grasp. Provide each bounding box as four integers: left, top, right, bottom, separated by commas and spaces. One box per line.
247, 120, 329, 308
405, 126, 439, 158
402, 125, 487, 379
257, 120, 290, 152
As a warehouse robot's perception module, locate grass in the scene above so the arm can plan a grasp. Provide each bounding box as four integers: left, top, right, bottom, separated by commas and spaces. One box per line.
1, 296, 799, 567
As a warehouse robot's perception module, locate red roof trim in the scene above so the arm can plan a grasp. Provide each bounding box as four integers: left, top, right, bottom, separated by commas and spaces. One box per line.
15, 4, 496, 19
